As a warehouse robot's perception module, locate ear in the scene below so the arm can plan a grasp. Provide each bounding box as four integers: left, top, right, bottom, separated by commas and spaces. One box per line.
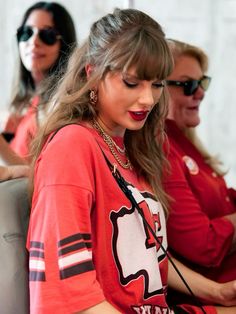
85, 64, 94, 79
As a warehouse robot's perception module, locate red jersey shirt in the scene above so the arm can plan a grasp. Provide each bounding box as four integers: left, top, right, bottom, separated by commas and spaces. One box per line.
164, 119, 236, 282
27, 124, 215, 314
28, 124, 170, 313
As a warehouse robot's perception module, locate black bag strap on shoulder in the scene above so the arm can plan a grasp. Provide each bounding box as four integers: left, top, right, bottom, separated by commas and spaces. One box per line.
48, 123, 80, 143
98, 144, 206, 314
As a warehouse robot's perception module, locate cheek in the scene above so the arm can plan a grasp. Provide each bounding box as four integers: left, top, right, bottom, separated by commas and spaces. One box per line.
176, 102, 187, 118
169, 99, 184, 117
19, 43, 26, 60
18, 43, 31, 70
98, 80, 121, 104
47, 45, 60, 63
153, 88, 164, 103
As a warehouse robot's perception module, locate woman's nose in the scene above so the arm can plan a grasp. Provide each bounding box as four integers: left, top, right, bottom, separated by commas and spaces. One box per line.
194, 85, 205, 100
138, 87, 156, 107
29, 31, 41, 46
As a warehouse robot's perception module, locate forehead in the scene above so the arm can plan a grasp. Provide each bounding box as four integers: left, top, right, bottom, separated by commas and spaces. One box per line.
25, 9, 54, 28
168, 55, 203, 80
123, 66, 159, 81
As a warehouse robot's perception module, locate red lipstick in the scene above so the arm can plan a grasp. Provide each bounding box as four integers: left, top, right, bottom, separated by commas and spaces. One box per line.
128, 111, 148, 121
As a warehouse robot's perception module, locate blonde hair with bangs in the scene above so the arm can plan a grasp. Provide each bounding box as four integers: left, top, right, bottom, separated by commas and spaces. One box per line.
31, 8, 174, 212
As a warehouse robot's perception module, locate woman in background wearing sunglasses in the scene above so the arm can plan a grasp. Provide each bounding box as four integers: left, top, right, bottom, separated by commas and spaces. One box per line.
1, 1, 76, 163
163, 39, 236, 305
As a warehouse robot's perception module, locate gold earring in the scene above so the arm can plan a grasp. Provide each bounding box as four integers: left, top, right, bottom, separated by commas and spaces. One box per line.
89, 89, 98, 106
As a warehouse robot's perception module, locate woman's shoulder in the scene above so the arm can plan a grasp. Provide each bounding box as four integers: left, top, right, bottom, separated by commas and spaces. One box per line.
164, 134, 184, 159
44, 123, 99, 157
50, 123, 95, 143
37, 124, 100, 175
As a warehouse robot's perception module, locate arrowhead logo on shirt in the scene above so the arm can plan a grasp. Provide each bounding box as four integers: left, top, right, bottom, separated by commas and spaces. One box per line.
182, 155, 199, 175
110, 183, 167, 299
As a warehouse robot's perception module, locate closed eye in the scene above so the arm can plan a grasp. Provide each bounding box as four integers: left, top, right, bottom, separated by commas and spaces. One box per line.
152, 81, 165, 88
123, 79, 138, 88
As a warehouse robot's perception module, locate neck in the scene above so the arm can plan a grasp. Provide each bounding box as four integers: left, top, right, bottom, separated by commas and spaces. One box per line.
92, 119, 132, 170
167, 118, 188, 133
31, 70, 45, 86
96, 117, 125, 137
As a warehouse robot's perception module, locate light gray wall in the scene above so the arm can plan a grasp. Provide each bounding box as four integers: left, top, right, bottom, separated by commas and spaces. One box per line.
1, 0, 236, 186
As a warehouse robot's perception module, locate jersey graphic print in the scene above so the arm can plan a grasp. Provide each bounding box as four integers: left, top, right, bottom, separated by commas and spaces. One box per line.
110, 182, 167, 300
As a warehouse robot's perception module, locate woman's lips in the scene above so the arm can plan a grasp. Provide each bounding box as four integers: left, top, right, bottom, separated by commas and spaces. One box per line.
187, 105, 199, 111
128, 111, 148, 121
27, 51, 45, 59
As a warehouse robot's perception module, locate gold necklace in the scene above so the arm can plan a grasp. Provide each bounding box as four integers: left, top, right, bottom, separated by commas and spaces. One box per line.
112, 139, 126, 155
93, 120, 132, 170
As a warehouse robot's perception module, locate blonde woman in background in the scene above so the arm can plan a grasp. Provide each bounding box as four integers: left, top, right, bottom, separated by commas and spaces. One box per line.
164, 39, 236, 306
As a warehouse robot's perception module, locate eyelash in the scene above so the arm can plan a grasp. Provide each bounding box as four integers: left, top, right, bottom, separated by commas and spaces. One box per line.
123, 79, 165, 89
123, 80, 137, 88
153, 82, 165, 89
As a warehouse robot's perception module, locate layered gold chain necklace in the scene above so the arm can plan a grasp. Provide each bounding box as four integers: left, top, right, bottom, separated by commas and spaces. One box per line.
93, 120, 132, 170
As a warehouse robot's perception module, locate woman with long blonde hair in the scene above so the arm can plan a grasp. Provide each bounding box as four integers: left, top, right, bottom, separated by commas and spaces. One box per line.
28, 9, 236, 314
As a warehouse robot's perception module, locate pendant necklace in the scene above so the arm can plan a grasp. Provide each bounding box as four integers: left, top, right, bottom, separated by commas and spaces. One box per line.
93, 120, 132, 170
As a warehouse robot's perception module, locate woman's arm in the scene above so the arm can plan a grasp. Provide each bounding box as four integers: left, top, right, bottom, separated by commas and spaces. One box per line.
224, 213, 236, 253
164, 148, 235, 265
168, 257, 236, 306
0, 165, 29, 181
0, 134, 26, 165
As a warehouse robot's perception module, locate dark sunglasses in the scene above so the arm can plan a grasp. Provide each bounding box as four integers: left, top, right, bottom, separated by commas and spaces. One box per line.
166, 75, 211, 96
17, 25, 61, 46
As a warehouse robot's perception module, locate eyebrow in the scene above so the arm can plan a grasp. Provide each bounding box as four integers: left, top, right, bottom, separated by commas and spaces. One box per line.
122, 72, 138, 79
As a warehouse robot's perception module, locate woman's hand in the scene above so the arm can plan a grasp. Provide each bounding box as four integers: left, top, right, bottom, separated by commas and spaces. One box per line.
215, 280, 236, 306
168, 257, 236, 306
0, 165, 29, 181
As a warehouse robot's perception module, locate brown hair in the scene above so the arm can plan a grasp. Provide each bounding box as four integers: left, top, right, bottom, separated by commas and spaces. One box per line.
31, 8, 174, 212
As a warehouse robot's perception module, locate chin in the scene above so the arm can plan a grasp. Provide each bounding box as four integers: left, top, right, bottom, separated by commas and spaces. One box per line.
187, 118, 200, 128
129, 122, 146, 131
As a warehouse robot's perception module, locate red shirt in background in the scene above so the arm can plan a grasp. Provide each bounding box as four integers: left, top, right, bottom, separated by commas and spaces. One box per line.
164, 119, 236, 282
9, 95, 39, 158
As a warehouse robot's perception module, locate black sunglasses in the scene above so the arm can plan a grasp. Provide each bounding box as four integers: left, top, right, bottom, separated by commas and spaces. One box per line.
17, 25, 61, 46
166, 75, 211, 96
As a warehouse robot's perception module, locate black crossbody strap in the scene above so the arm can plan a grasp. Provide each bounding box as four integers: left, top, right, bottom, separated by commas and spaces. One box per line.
97, 144, 206, 314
